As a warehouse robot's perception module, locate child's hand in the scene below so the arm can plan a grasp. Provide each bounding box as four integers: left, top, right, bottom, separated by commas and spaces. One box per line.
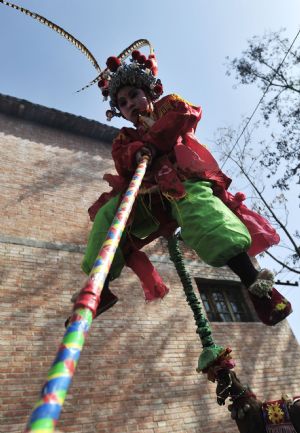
136, 144, 156, 165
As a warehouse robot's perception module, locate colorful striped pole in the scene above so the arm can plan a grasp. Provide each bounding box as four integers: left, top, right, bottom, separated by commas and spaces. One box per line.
24, 156, 149, 433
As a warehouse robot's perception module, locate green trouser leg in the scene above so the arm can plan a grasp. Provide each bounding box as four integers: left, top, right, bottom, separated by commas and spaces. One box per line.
81, 194, 125, 279
170, 180, 251, 267
81, 194, 159, 279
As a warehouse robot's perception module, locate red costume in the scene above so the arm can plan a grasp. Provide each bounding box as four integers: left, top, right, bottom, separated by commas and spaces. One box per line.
89, 93, 280, 258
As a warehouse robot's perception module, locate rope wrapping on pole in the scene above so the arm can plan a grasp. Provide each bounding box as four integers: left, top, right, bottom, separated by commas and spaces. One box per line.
24, 156, 149, 433
167, 235, 232, 373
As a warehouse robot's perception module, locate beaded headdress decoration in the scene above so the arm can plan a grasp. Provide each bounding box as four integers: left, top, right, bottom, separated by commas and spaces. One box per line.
0, 0, 163, 121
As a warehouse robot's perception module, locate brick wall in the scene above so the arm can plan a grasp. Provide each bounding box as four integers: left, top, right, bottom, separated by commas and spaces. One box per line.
1, 100, 300, 433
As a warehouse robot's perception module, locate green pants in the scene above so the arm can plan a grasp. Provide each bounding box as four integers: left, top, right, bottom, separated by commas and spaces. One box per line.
82, 180, 251, 278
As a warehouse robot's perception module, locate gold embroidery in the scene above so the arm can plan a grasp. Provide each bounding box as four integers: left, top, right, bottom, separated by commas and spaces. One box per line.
155, 93, 195, 119
156, 99, 174, 118
114, 132, 127, 143
170, 93, 195, 106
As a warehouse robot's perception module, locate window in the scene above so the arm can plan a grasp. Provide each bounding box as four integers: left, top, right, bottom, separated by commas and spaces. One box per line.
195, 278, 254, 323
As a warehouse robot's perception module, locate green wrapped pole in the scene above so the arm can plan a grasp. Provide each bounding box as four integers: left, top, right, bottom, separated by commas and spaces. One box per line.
24, 157, 149, 433
167, 235, 229, 373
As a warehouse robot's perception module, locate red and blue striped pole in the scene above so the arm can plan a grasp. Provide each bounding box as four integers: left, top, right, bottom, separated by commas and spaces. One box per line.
24, 156, 149, 433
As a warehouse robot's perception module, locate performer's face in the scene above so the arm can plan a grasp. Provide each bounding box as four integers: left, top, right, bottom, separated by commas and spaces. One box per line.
117, 86, 152, 124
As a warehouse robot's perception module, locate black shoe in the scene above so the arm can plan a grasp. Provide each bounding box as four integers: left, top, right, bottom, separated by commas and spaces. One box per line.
94, 287, 118, 318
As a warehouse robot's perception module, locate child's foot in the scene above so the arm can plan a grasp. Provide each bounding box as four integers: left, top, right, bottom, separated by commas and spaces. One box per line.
65, 285, 118, 328
95, 287, 118, 317
248, 269, 292, 326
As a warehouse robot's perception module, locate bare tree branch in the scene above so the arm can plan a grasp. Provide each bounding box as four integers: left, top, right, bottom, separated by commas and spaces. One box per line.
266, 250, 300, 274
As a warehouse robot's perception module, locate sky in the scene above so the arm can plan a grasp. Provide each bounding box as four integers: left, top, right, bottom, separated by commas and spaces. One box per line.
0, 0, 299, 340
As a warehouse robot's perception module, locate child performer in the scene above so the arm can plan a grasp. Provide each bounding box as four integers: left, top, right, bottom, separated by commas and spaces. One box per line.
82, 45, 292, 326
0, 2, 291, 327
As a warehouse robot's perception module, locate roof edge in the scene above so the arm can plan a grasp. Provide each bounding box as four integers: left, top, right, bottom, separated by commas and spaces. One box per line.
0, 93, 119, 143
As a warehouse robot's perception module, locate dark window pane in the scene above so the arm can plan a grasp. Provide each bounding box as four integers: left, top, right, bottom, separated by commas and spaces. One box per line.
197, 279, 253, 323
203, 300, 211, 312
230, 300, 239, 313
220, 313, 233, 322
212, 292, 229, 314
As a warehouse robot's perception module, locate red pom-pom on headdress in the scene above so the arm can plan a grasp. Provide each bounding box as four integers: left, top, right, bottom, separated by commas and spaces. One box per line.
147, 54, 158, 76
137, 54, 147, 64
98, 78, 108, 88
132, 50, 141, 60
145, 59, 154, 69
106, 56, 121, 72
151, 65, 158, 76
154, 83, 163, 95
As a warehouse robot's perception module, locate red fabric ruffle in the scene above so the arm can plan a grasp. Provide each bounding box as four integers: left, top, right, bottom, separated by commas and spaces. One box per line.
126, 248, 169, 301
220, 190, 280, 256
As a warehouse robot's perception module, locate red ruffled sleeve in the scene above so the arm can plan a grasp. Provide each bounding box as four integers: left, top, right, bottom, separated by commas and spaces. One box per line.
143, 94, 202, 152
112, 129, 145, 177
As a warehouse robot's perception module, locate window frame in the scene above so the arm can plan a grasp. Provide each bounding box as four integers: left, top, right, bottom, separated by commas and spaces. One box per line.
195, 278, 254, 323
